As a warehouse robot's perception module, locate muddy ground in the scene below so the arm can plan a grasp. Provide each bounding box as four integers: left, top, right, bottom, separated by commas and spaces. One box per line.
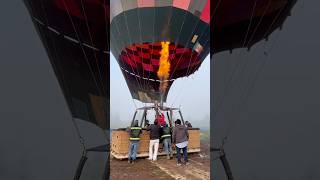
110, 139, 210, 180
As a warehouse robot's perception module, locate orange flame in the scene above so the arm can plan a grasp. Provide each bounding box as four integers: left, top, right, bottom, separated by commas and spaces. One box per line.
157, 41, 170, 92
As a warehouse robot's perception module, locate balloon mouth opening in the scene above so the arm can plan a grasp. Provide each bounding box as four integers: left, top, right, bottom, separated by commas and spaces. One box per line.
116, 42, 203, 103
117, 42, 202, 82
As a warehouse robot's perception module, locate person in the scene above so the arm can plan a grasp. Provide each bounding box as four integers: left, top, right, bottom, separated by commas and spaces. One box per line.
161, 123, 173, 159
144, 119, 150, 128
172, 119, 189, 166
155, 112, 166, 126
185, 121, 192, 128
127, 120, 142, 164
146, 119, 161, 161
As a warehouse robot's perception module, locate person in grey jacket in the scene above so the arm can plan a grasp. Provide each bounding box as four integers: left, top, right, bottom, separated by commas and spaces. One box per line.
172, 119, 189, 166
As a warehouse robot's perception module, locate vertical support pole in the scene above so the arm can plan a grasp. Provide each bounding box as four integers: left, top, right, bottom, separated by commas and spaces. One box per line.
140, 109, 147, 127
178, 110, 185, 125
170, 110, 173, 127
143, 109, 147, 127
166, 111, 171, 127
131, 110, 137, 127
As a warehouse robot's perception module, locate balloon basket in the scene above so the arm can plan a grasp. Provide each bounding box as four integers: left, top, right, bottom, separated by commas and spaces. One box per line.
111, 128, 200, 160
111, 105, 201, 160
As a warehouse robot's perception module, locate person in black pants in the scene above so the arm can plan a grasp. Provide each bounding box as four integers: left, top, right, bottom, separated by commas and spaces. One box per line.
172, 119, 189, 166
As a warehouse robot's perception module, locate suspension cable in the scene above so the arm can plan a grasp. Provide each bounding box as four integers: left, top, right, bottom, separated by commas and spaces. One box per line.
221, 1, 289, 142
37, 0, 87, 148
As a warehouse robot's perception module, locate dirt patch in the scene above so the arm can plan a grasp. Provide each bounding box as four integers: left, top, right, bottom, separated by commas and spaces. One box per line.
110, 157, 174, 180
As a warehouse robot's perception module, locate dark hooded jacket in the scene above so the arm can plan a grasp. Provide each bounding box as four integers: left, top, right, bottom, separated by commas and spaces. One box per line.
146, 124, 161, 140
172, 124, 189, 144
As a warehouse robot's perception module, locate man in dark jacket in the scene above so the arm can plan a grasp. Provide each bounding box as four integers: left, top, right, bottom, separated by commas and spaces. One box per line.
146, 120, 161, 161
185, 121, 192, 128
144, 119, 150, 128
172, 119, 189, 166
127, 120, 142, 164
161, 123, 173, 159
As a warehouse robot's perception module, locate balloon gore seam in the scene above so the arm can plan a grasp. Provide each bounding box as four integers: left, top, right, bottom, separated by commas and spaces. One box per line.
32, 16, 109, 55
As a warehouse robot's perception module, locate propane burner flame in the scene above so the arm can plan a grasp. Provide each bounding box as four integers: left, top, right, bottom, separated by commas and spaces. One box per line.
157, 41, 170, 93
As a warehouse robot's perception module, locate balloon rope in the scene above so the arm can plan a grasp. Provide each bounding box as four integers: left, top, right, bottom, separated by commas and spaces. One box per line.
103, 0, 109, 51
169, 40, 210, 109
220, 0, 290, 143
119, 1, 146, 94
145, 6, 156, 92
61, 0, 104, 97
226, 4, 286, 139
213, 0, 259, 116
168, 4, 210, 107
135, 4, 147, 90
168, 9, 204, 81
37, 0, 86, 147
167, 6, 189, 81
79, 0, 107, 95
224, 30, 281, 141
111, 18, 145, 96
211, 0, 223, 31
78, 0, 110, 142
245, 0, 272, 46
62, 0, 113, 142
217, 0, 271, 142
109, 17, 139, 109
170, 0, 217, 107
160, 6, 190, 107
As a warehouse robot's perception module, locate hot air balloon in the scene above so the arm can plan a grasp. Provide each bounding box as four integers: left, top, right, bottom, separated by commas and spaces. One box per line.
212, 1, 297, 179
109, 0, 210, 160
110, 0, 210, 104
23, 0, 110, 179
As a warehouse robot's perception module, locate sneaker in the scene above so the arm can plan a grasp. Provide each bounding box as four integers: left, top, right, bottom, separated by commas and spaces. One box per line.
131, 160, 135, 164
185, 162, 190, 166
166, 154, 170, 159
177, 163, 182, 166
128, 159, 131, 164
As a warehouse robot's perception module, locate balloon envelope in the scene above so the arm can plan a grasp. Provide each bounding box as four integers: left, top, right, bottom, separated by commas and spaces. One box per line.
110, 0, 210, 103
24, 0, 110, 129
212, 0, 297, 54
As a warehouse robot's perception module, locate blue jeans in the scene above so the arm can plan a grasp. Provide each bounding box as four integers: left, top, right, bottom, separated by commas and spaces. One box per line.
128, 141, 139, 160
176, 146, 188, 163
163, 138, 173, 155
